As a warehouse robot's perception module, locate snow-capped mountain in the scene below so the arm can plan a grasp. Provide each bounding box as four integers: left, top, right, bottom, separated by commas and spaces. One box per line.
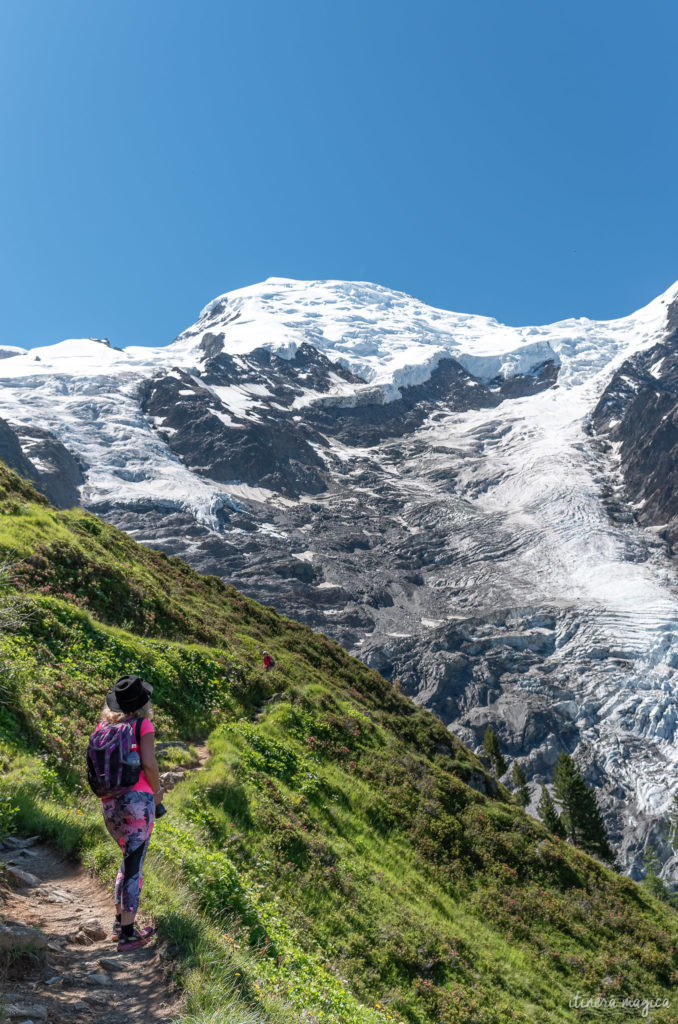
2, 276, 678, 877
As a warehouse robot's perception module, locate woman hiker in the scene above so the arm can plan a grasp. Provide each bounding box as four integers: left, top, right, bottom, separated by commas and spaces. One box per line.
97, 674, 164, 951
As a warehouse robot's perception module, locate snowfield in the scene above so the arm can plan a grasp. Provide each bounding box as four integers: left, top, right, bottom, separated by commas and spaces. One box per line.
0, 277, 674, 528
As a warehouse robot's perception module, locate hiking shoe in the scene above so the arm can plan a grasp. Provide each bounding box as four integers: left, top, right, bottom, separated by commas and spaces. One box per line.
117, 925, 154, 952
110, 920, 122, 941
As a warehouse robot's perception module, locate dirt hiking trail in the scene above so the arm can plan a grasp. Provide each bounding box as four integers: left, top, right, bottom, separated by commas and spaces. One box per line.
0, 742, 209, 1023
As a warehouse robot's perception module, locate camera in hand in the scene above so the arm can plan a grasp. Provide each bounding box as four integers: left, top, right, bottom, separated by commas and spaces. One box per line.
155, 802, 167, 818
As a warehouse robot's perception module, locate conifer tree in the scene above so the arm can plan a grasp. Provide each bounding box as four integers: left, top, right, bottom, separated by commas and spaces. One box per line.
553, 752, 579, 840
482, 725, 507, 778
642, 845, 672, 903
511, 762, 530, 807
577, 780, 615, 863
669, 793, 678, 852
552, 752, 613, 862
537, 784, 566, 837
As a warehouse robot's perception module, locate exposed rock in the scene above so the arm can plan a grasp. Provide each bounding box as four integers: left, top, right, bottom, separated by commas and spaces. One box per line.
82, 919, 107, 941
3, 866, 40, 887
140, 363, 331, 499
0, 417, 84, 508
0, 922, 47, 951
590, 298, 678, 553
305, 356, 558, 446
3, 1006, 48, 1020
4, 835, 39, 849
0, 418, 38, 482
97, 957, 124, 972
87, 972, 112, 986
15, 424, 85, 508
159, 770, 185, 791
84, 990, 109, 1004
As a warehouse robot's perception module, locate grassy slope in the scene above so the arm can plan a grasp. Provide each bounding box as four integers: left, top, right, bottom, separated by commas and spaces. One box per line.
0, 463, 675, 1024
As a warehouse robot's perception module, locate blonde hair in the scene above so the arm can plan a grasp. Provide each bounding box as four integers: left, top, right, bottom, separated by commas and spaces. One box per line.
100, 700, 153, 724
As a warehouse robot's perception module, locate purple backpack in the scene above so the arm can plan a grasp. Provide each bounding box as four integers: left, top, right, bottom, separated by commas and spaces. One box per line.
86, 718, 142, 798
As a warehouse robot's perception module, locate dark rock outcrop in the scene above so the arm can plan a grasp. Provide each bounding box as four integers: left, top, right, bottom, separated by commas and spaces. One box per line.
0, 418, 84, 508
590, 299, 678, 552
305, 357, 559, 446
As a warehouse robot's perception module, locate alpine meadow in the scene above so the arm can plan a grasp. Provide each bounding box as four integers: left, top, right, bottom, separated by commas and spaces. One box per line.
0, 462, 675, 1023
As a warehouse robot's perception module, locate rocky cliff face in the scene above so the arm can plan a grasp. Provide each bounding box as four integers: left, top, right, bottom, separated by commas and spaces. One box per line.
591, 299, 678, 551
1, 277, 677, 878
0, 417, 84, 509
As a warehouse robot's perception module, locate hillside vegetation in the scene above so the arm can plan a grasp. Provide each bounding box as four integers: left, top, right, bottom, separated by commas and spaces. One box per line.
0, 463, 675, 1024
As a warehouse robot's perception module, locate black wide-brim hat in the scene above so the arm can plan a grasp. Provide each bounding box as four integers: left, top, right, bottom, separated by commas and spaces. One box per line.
106, 674, 153, 714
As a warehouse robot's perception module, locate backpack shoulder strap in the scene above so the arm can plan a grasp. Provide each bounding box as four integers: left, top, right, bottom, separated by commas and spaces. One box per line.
134, 717, 143, 747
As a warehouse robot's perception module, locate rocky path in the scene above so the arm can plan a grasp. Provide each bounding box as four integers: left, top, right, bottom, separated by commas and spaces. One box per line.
0, 836, 179, 1023
0, 742, 209, 1023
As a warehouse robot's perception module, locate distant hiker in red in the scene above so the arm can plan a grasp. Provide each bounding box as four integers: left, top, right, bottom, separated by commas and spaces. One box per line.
86, 675, 164, 953
263, 651, 276, 671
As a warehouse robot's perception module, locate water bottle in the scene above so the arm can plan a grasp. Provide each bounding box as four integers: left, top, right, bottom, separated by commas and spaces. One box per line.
122, 749, 141, 787
125, 750, 141, 770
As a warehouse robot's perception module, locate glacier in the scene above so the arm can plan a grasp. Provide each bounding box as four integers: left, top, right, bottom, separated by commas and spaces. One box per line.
1, 276, 678, 877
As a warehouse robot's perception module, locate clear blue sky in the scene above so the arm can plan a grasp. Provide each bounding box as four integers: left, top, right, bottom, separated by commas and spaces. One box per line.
1, 0, 677, 349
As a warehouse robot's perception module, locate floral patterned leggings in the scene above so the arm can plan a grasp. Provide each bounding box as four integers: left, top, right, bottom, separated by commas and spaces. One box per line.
101, 791, 155, 914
